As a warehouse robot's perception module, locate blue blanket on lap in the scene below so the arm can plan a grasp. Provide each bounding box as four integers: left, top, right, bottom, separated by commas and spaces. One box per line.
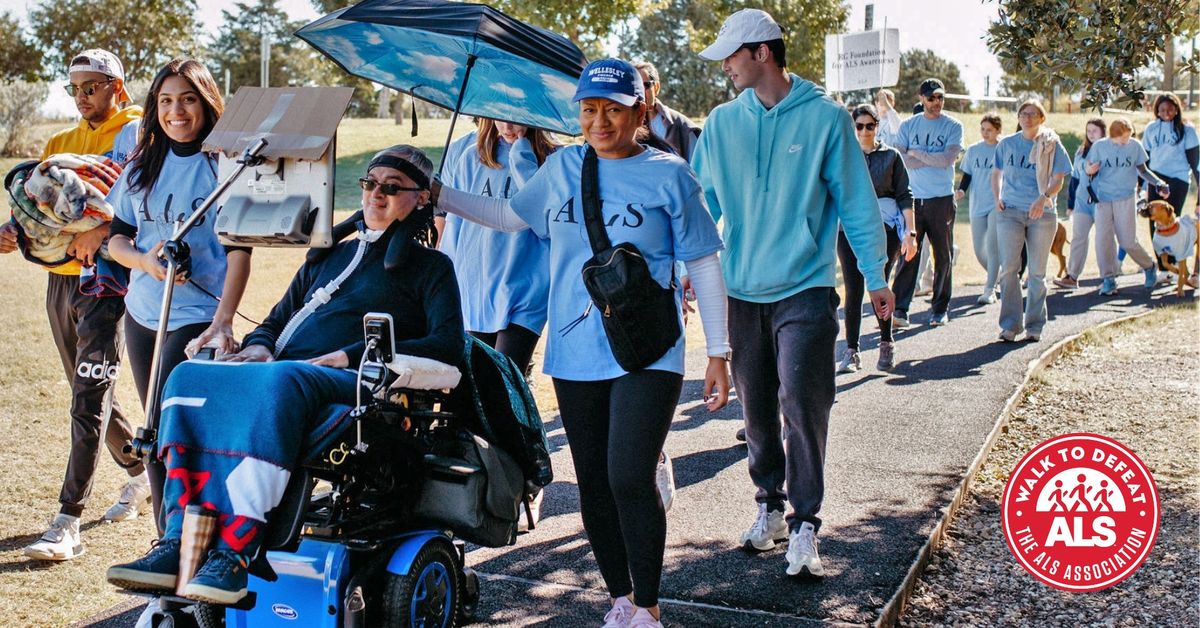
159, 360, 359, 470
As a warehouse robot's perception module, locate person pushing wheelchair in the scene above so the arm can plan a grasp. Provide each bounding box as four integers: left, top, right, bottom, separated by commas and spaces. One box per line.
106, 145, 466, 604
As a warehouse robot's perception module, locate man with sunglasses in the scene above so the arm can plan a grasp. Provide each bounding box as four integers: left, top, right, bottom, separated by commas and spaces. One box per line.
634, 61, 701, 160
692, 8, 891, 581
889, 78, 963, 328
0, 48, 146, 562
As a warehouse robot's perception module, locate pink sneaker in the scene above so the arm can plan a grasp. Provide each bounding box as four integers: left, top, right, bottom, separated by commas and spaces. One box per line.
629, 608, 664, 627
602, 596, 634, 628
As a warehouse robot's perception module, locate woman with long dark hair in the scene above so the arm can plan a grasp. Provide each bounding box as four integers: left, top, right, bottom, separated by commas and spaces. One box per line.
1142, 94, 1200, 273
434, 59, 730, 628
836, 103, 915, 373
1054, 118, 1107, 289
106, 58, 251, 525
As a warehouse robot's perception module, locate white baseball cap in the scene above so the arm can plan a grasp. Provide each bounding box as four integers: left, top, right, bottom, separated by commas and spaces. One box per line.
699, 9, 783, 61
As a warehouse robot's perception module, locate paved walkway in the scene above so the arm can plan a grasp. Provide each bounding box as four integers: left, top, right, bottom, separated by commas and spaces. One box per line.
82, 275, 1193, 627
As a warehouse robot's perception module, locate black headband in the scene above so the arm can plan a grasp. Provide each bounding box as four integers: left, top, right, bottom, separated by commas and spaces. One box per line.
367, 154, 430, 190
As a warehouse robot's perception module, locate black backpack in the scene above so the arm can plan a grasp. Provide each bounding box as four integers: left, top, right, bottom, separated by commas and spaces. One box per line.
577, 145, 681, 372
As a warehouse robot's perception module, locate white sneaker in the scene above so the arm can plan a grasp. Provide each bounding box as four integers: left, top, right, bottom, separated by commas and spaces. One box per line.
628, 608, 665, 627
104, 475, 152, 522
602, 596, 635, 628
836, 349, 860, 374
655, 453, 675, 513
785, 521, 825, 579
517, 490, 543, 532
740, 504, 788, 551
24, 513, 83, 561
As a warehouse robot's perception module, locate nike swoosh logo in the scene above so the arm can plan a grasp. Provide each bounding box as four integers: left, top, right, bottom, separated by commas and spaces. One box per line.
788, 144, 802, 153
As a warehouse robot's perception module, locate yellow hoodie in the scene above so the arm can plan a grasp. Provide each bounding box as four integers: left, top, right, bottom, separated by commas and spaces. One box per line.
39, 105, 143, 275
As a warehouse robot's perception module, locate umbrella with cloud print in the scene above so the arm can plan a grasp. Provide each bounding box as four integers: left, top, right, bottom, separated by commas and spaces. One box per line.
296, 0, 589, 173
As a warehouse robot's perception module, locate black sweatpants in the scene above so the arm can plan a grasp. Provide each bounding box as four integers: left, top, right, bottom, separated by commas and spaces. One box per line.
837, 228, 901, 350
892, 195, 956, 317
470, 324, 539, 375
553, 370, 682, 608
46, 273, 144, 517
125, 318, 208, 532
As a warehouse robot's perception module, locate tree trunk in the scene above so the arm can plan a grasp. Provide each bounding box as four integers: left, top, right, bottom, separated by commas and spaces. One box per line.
1164, 38, 1176, 93
394, 91, 406, 125
376, 87, 390, 119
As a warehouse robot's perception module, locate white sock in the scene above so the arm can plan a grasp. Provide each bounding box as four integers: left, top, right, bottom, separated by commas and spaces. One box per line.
130, 471, 150, 487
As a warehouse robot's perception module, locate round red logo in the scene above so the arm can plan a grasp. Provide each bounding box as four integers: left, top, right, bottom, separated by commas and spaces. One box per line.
1001, 433, 1160, 592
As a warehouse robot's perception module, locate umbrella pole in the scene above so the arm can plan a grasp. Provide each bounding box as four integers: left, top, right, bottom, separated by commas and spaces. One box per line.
436, 54, 478, 176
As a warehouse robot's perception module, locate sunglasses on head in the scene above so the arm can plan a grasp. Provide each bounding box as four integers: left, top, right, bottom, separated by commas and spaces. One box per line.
359, 178, 422, 195
64, 79, 115, 97
855, 122, 877, 131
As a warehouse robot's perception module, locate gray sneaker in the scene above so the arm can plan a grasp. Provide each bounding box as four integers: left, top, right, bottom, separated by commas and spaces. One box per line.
836, 349, 860, 374
877, 341, 895, 370
892, 313, 910, 329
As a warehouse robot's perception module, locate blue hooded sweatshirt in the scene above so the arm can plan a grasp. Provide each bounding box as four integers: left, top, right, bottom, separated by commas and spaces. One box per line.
692, 75, 887, 302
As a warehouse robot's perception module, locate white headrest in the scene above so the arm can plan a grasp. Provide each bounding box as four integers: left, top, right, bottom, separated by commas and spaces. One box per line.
385, 354, 462, 390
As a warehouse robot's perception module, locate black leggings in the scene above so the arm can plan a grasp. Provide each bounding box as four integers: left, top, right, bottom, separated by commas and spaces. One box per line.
837, 228, 900, 350
469, 324, 539, 375
125, 318, 208, 533
553, 370, 682, 608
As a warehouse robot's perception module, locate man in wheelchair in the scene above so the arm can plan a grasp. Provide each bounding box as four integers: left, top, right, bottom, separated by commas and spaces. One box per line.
106, 145, 468, 606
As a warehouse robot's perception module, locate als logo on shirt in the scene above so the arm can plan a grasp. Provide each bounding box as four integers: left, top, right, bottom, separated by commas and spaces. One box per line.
974, 156, 994, 170
550, 196, 650, 229
478, 176, 516, 199
140, 194, 208, 227
1004, 152, 1035, 170
1093, 155, 1136, 168
907, 132, 949, 150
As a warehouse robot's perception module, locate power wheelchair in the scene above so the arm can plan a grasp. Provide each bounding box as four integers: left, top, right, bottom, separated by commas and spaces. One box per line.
136, 314, 544, 627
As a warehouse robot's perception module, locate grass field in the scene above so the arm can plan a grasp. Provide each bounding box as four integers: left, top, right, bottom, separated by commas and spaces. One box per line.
0, 111, 1194, 626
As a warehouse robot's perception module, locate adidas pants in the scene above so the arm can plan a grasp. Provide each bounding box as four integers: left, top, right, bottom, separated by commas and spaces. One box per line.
46, 272, 144, 517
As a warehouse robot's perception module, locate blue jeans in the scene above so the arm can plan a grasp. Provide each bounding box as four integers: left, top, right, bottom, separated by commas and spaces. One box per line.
729, 288, 839, 532
995, 208, 1057, 335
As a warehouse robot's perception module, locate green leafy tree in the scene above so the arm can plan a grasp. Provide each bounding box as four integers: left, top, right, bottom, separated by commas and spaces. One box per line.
492, 0, 652, 59
307, 0, 390, 118
209, 0, 328, 91
622, 0, 849, 117
987, 0, 1200, 111
893, 49, 968, 112
30, 0, 199, 81
0, 12, 45, 81
996, 52, 1055, 104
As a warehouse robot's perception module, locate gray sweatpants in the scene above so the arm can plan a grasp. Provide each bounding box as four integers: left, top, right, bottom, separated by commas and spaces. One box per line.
46, 272, 143, 517
729, 288, 839, 533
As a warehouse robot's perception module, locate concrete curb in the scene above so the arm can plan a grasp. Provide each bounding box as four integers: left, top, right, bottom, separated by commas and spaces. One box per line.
872, 308, 1162, 628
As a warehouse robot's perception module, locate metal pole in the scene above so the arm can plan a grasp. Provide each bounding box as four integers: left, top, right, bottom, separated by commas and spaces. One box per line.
128, 138, 269, 460
436, 54, 478, 176
260, 21, 270, 88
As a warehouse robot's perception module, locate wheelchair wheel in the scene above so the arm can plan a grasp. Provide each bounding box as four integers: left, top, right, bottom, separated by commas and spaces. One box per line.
381, 542, 459, 627
191, 602, 224, 628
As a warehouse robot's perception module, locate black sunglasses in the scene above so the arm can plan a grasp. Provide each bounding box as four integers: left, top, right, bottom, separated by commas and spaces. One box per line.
642, 81, 655, 89
855, 122, 878, 131
359, 178, 422, 195
64, 79, 115, 97
926, 93, 945, 101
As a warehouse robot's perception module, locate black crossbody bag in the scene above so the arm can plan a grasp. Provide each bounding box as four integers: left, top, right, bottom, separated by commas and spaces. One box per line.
575, 145, 681, 371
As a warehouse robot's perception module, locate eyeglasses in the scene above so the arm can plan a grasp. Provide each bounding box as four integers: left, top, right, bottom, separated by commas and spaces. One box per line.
1017, 111, 1040, 118
64, 79, 115, 97
642, 81, 655, 90
855, 122, 878, 131
925, 93, 945, 101
359, 178, 422, 195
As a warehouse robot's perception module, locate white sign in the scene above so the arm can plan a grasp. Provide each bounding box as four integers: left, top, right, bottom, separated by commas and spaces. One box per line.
824, 29, 900, 92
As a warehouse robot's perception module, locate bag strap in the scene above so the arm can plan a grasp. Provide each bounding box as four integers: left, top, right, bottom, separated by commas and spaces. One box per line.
581, 145, 612, 254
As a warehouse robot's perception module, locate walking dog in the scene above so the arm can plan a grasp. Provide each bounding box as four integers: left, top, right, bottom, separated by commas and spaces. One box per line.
1140, 199, 1199, 297
1050, 220, 1069, 278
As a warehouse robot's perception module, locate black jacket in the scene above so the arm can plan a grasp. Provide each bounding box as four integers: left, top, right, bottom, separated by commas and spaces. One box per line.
243, 218, 465, 366
864, 143, 913, 210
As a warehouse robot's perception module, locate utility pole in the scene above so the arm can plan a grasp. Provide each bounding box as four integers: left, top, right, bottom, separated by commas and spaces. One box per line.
865, 3, 874, 30
260, 19, 270, 88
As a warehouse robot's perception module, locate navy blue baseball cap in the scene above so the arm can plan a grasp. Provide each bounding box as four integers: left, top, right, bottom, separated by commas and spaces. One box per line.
573, 58, 644, 107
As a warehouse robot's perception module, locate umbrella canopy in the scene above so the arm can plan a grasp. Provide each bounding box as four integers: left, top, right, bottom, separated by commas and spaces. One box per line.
296, 0, 589, 136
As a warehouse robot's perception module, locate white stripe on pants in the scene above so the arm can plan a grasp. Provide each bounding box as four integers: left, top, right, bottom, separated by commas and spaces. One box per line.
1093, 196, 1154, 278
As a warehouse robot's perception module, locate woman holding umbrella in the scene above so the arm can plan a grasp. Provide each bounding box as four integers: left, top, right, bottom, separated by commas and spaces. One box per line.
434, 58, 730, 628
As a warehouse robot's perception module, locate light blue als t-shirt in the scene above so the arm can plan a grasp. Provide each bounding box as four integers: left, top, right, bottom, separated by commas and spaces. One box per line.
1142, 119, 1199, 181
1071, 151, 1096, 217
109, 119, 140, 165
1087, 138, 1149, 203
510, 145, 723, 381
442, 136, 551, 335
993, 132, 1071, 211
960, 140, 998, 217
894, 113, 963, 198
109, 150, 225, 331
